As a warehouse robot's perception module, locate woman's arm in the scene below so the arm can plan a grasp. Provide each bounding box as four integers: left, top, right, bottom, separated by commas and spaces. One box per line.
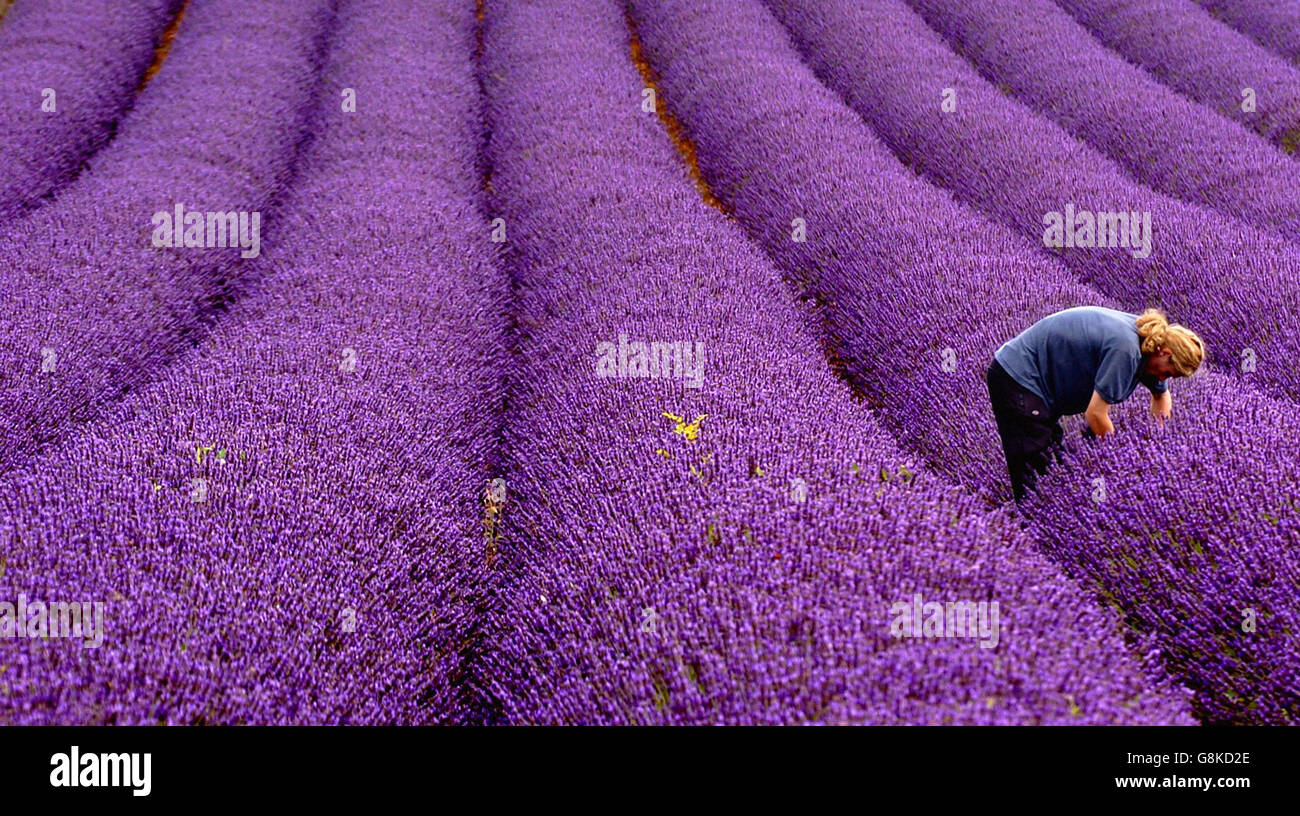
1085, 390, 1115, 437
1150, 390, 1172, 423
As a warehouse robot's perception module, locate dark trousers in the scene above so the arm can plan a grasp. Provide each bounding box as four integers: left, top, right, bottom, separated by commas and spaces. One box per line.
986, 360, 1064, 502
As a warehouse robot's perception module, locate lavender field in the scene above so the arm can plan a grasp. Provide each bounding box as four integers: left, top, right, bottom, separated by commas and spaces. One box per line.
0, 0, 1295, 726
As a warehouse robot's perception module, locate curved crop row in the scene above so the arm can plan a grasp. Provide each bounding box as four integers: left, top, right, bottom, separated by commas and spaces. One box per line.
1050, 0, 1300, 153
631, 0, 1300, 723
905, 0, 1300, 234
1194, 0, 1300, 64
469, 0, 1193, 725
0, 0, 334, 474
762, 0, 1300, 404
0, 0, 184, 226
0, 0, 506, 725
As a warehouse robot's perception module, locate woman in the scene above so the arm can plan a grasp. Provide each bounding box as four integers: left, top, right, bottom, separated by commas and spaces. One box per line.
986, 306, 1205, 502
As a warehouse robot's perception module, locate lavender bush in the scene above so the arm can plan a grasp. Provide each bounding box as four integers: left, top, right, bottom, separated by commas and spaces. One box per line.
0, 0, 507, 725
468, 0, 1192, 725
631, 0, 1300, 723
0, 0, 183, 225
0, 0, 333, 474
905, 0, 1300, 230
1193, 0, 1300, 64
760, 0, 1300, 404
1049, 0, 1300, 153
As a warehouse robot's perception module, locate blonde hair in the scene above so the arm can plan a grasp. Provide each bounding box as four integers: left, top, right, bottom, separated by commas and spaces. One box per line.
1136, 308, 1205, 376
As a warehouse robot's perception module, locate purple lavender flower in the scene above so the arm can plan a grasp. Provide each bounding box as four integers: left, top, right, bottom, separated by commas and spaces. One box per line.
758, 0, 1300, 404
1193, 0, 1300, 64
467, 0, 1192, 725
631, 0, 1300, 723
904, 0, 1300, 227
0, 0, 507, 725
0, 0, 184, 226
0, 0, 333, 473
1049, 0, 1300, 154
6, 0, 1291, 727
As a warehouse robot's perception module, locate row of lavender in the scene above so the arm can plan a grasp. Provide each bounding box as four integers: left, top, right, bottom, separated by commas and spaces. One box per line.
905, 0, 1300, 234
0, 0, 332, 475
466, 0, 1192, 724
0, 0, 507, 724
757, 0, 1300, 405
1194, 0, 1300, 63
0, 0, 183, 227
629, 0, 1300, 723
1051, 0, 1300, 152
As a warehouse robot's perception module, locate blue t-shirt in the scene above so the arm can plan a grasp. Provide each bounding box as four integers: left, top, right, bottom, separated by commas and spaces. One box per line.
994, 306, 1167, 417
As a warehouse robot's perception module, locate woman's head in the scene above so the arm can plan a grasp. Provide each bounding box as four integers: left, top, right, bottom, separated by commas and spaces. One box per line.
1137, 308, 1205, 380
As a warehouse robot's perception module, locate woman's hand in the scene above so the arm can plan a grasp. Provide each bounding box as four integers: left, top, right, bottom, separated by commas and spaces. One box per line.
1085, 391, 1115, 438
1150, 390, 1172, 424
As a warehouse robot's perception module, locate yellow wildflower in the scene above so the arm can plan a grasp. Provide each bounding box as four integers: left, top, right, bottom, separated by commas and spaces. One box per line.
662, 412, 706, 442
